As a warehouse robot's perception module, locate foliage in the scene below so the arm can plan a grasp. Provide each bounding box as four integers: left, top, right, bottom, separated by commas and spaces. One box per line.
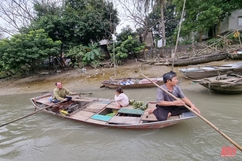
206, 38, 223, 48
24, 0, 119, 51
173, 0, 242, 41
82, 43, 103, 66
66, 43, 103, 68
0, 29, 61, 75
146, 5, 178, 44
109, 29, 145, 65
129, 99, 148, 111
66, 44, 86, 68
116, 27, 137, 42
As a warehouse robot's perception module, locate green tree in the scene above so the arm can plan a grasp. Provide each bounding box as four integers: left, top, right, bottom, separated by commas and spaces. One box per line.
25, 0, 119, 51
82, 43, 103, 67
136, 0, 171, 47
109, 28, 145, 64
66, 43, 103, 68
174, 0, 242, 42
0, 29, 61, 75
146, 5, 178, 45
116, 27, 137, 42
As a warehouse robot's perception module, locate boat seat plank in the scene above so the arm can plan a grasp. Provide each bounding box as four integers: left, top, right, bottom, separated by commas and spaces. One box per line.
141, 112, 158, 121
84, 101, 111, 112
105, 102, 120, 109
108, 116, 140, 124
91, 114, 112, 121
141, 103, 158, 121
141, 103, 181, 121
34, 97, 53, 106
70, 111, 95, 121
141, 112, 180, 121
72, 98, 95, 102
168, 116, 180, 120
118, 108, 144, 115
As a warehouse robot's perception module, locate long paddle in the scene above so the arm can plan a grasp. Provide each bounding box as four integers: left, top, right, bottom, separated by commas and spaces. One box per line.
41, 91, 93, 95
141, 73, 242, 151
0, 104, 53, 128
79, 92, 93, 95
0, 91, 92, 128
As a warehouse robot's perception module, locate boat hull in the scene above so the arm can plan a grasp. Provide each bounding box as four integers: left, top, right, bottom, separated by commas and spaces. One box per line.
199, 82, 242, 94
179, 61, 242, 79
194, 73, 242, 94
179, 68, 228, 79
102, 81, 164, 89
229, 49, 242, 60
101, 77, 164, 89
30, 94, 196, 129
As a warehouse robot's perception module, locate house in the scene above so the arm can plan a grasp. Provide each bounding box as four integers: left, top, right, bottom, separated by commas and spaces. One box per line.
220, 9, 242, 33
99, 39, 112, 58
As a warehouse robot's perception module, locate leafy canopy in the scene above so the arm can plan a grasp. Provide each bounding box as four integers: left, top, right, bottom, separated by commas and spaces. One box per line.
174, 0, 242, 38
25, 0, 119, 50
109, 28, 145, 64
0, 29, 61, 75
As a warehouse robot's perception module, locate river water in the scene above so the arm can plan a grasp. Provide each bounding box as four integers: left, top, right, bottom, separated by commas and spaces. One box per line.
0, 80, 242, 161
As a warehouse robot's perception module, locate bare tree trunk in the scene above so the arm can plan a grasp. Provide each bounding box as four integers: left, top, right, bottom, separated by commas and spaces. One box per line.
142, 19, 149, 42
159, 0, 165, 57
160, 0, 165, 47
172, 0, 186, 71
217, 20, 221, 36
199, 31, 203, 42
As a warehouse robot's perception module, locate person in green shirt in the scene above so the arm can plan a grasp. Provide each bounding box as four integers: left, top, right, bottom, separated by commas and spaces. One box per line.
52, 82, 76, 103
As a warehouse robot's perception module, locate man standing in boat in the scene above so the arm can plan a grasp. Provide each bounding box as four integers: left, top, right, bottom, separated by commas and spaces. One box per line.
149, 71, 201, 121
52, 82, 76, 103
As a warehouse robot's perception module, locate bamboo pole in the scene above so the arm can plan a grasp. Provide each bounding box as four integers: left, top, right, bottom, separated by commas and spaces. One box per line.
172, 0, 186, 71
141, 73, 242, 151
0, 105, 52, 128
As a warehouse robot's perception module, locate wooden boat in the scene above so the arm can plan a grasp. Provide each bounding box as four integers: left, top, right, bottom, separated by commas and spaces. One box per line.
193, 73, 242, 94
30, 93, 196, 129
179, 61, 242, 79
101, 77, 164, 89
229, 49, 242, 60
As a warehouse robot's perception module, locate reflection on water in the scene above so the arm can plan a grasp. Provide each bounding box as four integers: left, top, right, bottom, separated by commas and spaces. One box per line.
0, 86, 242, 161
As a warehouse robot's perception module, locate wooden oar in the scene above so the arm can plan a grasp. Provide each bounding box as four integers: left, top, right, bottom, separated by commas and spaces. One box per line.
141, 73, 242, 151
79, 92, 93, 95
0, 105, 52, 128
41, 91, 93, 95
0, 90, 92, 128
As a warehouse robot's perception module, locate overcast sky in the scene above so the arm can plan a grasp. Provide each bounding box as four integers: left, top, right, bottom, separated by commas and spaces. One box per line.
0, 0, 136, 38
112, 0, 136, 33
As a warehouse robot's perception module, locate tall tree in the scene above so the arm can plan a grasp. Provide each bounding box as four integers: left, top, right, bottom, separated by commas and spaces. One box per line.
174, 0, 242, 42
26, 0, 119, 51
0, 29, 61, 75
136, 0, 168, 47
146, 5, 178, 45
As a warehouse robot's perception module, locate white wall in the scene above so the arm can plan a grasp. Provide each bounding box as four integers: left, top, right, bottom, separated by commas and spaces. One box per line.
220, 9, 242, 33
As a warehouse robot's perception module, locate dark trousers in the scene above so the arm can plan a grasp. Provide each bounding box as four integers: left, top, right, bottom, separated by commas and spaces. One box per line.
53, 96, 72, 103
153, 104, 189, 121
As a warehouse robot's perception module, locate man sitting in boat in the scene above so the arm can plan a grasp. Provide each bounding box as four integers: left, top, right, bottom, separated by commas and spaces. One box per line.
149, 71, 201, 121
114, 87, 129, 108
52, 82, 76, 103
